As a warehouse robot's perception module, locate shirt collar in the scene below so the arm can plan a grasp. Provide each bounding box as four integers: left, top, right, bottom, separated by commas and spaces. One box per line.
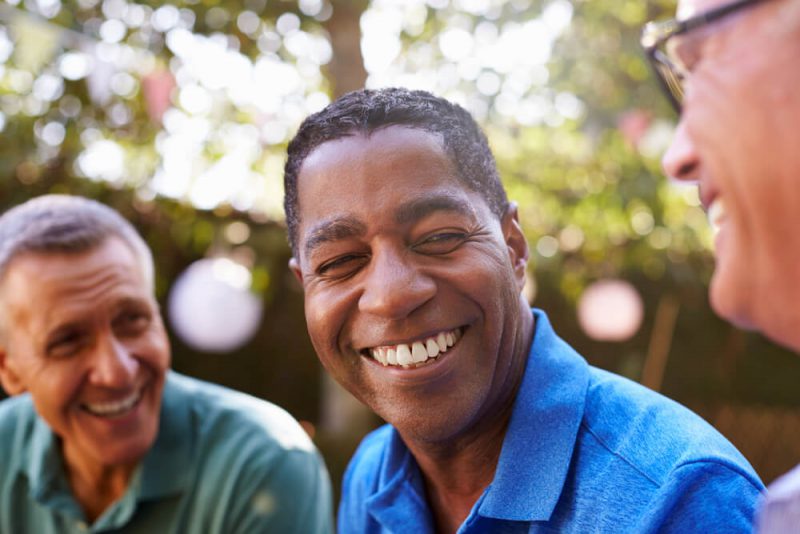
366, 430, 436, 534
477, 308, 589, 522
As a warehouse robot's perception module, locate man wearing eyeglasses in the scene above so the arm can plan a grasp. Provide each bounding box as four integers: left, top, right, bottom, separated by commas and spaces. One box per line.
642, 0, 800, 531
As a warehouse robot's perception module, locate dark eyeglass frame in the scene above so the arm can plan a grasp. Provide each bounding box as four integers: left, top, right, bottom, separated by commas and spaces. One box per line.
641, 0, 767, 113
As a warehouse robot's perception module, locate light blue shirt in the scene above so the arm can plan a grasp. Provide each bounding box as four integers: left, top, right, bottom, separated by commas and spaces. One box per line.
0, 372, 333, 533
755, 463, 800, 533
339, 309, 764, 533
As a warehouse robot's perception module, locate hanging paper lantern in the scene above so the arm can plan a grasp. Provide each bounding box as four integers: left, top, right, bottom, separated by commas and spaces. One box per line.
578, 279, 644, 342
168, 258, 263, 353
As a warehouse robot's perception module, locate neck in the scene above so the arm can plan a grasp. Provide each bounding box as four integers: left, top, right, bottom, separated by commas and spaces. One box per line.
410, 405, 514, 534
62, 444, 137, 523
405, 302, 535, 534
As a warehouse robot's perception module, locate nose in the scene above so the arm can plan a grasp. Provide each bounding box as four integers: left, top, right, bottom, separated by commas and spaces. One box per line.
358, 245, 436, 320
88, 333, 138, 388
662, 120, 700, 183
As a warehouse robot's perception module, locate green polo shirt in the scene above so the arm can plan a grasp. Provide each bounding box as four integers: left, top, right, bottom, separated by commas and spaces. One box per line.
0, 372, 333, 533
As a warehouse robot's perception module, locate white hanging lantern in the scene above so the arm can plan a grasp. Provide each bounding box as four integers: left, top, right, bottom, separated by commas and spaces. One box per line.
168, 258, 263, 353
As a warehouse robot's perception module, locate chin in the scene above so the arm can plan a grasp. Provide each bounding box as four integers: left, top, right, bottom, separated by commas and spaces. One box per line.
709, 274, 757, 331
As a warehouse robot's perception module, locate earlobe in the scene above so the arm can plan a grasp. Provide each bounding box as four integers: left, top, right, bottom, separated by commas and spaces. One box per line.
0, 348, 25, 396
502, 202, 530, 292
288, 257, 304, 287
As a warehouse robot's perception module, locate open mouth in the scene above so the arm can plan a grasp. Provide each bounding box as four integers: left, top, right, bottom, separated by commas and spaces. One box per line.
708, 197, 727, 240
81, 387, 144, 418
363, 327, 464, 369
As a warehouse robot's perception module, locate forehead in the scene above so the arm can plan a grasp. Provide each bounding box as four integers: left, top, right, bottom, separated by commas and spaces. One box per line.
299, 125, 454, 186
297, 125, 485, 219
1, 237, 150, 325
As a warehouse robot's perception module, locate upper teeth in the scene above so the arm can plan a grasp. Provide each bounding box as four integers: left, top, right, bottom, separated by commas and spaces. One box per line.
83, 389, 142, 417
369, 328, 461, 368
708, 198, 726, 238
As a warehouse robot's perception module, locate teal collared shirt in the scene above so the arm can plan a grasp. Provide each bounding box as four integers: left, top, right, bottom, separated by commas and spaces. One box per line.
0, 372, 333, 533
339, 309, 764, 533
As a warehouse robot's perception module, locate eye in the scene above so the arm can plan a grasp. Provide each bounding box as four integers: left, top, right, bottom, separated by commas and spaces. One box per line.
412, 231, 468, 255
113, 309, 152, 336
46, 330, 87, 358
317, 254, 369, 279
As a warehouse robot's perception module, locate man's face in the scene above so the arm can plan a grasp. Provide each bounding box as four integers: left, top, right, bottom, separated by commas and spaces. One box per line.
0, 236, 171, 469
662, 0, 800, 349
291, 126, 530, 443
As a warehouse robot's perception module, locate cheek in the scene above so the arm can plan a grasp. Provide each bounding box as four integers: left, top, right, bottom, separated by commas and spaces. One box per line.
304, 287, 350, 352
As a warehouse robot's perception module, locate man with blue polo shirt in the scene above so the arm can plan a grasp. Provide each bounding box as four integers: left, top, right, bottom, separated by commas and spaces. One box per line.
284, 87, 763, 533
0, 195, 333, 533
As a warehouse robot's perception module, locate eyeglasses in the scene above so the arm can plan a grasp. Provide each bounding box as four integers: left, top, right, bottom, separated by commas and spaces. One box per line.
641, 0, 768, 113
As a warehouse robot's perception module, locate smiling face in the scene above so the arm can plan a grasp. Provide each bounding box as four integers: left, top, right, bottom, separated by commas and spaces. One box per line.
291, 126, 531, 444
0, 236, 171, 472
662, 0, 800, 350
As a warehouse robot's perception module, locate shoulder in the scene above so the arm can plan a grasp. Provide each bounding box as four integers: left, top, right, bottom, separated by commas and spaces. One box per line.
165, 373, 322, 480
580, 367, 761, 489
164, 374, 332, 531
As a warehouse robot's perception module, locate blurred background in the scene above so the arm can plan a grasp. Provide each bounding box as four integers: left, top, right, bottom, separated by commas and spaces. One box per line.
1, 0, 799, 498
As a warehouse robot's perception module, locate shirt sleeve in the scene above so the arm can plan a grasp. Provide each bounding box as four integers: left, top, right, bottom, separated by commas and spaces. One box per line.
633, 461, 764, 533
226, 446, 334, 534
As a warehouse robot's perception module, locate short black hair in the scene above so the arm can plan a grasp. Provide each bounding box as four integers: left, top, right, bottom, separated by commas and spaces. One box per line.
283, 87, 509, 256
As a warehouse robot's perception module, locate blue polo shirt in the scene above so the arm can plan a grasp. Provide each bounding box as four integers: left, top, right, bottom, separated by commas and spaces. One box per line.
0, 372, 333, 533
339, 309, 764, 533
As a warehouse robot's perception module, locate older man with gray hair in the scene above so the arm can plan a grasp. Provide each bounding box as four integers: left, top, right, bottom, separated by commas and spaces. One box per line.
642, 0, 800, 531
0, 195, 333, 533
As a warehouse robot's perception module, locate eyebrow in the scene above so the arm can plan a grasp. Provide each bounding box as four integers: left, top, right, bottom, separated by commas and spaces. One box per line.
304, 217, 367, 259
302, 193, 476, 259
394, 194, 475, 226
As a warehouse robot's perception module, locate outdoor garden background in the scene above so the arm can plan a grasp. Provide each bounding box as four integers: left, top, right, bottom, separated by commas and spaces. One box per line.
1, 0, 799, 497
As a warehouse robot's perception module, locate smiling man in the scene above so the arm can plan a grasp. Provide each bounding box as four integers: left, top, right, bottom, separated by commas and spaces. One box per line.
284, 87, 763, 533
643, 0, 800, 530
0, 195, 332, 533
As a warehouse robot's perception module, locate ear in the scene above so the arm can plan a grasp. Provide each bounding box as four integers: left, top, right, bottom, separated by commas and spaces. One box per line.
501, 202, 529, 293
0, 346, 26, 396
288, 257, 304, 287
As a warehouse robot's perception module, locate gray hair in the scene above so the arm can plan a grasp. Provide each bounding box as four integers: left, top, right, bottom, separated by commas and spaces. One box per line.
0, 195, 154, 290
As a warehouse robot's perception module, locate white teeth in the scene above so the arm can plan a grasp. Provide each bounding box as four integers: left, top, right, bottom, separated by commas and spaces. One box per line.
83, 389, 142, 417
708, 198, 726, 238
436, 333, 447, 352
368, 328, 462, 368
396, 344, 413, 366
426, 339, 440, 358
411, 342, 427, 363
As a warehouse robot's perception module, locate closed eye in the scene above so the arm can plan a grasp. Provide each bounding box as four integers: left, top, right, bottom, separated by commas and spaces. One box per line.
47, 330, 88, 358
317, 254, 369, 279
413, 232, 468, 255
